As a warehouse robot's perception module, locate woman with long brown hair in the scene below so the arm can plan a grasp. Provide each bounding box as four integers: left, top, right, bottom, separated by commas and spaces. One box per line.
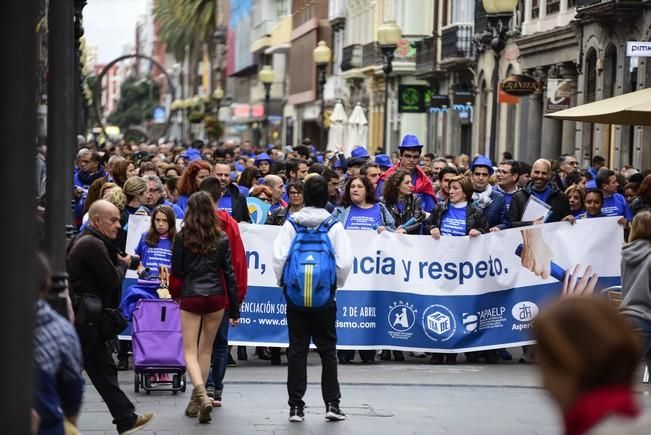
171, 192, 239, 424
176, 160, 212, 211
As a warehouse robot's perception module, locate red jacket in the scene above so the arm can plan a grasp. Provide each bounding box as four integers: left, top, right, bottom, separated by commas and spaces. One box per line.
380, 164, 436, 199
216, 210, 248, 305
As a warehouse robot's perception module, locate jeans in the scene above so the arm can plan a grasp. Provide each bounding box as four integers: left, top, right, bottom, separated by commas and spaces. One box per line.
628, 316, 651, 367
206, 314, 229, 394
83, 340, 136, 433
286, 306, 340, 408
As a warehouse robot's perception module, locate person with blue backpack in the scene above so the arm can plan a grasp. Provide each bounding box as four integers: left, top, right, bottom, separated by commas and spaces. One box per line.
272, 175, 353, 424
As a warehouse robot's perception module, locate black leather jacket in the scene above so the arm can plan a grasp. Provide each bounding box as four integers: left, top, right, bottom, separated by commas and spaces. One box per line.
380, 194, 425, 234
423, 201, 487, 235
171, 233, 239, 318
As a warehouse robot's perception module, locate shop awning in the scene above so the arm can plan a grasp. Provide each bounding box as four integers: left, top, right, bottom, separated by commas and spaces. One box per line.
545, 87, 651, 126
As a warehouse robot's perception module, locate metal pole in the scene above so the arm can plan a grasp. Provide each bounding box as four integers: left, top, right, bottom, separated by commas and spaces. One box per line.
489, 50, 500, 162
317, 64, 327, 150
265, 84, 271, 146
0, 0, 38, 431
381, 47, 394, 153
46, 0, 75, 293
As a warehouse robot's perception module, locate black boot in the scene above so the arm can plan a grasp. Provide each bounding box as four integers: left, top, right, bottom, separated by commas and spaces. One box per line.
393, 351, 405, 362
237, 346, 248, 361
380, 350, 391, 361
445, 353, 457, 365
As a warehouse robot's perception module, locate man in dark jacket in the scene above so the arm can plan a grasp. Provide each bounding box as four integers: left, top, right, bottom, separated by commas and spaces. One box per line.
214, 163, 251, 223
508, 159, 573, 227
67, 200, 154, 434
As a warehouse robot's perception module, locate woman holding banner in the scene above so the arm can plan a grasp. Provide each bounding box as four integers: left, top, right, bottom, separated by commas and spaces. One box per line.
332, 175, 395, 364
423, 175, 487, 365
380, 169, 425, 235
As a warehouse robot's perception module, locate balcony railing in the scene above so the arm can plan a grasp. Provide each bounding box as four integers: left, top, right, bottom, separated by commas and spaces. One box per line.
362, 42, 383, 68
441, 24, 475, 61
341, 44, 362, 71
415, 37, 436, 76
575, 0, 646, 17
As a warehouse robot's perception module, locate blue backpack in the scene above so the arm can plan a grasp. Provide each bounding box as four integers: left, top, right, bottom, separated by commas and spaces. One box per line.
282, 216, 338, 310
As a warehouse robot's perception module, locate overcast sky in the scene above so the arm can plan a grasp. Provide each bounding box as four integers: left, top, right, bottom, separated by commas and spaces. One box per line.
84, 0, 148, 63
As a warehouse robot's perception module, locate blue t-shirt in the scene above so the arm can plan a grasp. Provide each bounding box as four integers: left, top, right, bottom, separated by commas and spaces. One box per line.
134, 234, 173, 278
218, 193, 233, 216
345, 204, 383, 230
440, 204, 467, 237
572, 208, 586, 218
602, 193, 633, 221
531, 185, 552, 203
502, 191, 515, 210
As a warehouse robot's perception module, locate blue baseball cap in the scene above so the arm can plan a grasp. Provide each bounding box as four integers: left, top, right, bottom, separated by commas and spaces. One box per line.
350, 146, 369, 159
398, 134, 423, 150
375, 154, 393, 169
254, 152, 272, 165
470, 155, 494, 175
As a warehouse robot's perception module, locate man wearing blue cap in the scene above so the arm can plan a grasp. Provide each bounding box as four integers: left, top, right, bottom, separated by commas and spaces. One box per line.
378, 135, 436, 213
470, 155, 508, 231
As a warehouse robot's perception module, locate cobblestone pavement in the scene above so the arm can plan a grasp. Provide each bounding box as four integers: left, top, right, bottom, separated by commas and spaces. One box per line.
78, 348, 651, 434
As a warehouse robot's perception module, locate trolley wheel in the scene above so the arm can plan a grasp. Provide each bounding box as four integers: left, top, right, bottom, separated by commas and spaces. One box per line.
172, 374, 181, 389
146, 389, 151, 395
144, 374, 152, 390
181, 374, 187, 392
134, 373, 140, 393
172, 390, 178, 395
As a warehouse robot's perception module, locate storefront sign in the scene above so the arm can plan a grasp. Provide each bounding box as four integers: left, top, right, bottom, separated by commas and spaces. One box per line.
627, 41, 651, 57
501, 74, 540, 96
454, 91, 474, 105
499, 82, 520, 105
398, 85, 430, 113
546, 78, 573, 113
430, 95, 450, 109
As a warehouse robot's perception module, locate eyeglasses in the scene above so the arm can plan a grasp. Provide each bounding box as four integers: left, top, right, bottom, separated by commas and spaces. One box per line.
289, 191, 302, 196
496, 169, 512, 175
148, 188, 162, 193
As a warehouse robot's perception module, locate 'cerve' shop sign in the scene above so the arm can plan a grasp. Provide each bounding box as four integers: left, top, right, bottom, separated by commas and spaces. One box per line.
501, 75, 540, 96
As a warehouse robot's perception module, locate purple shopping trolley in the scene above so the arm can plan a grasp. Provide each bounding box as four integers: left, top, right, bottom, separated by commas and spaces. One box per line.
132, 299, 186, 394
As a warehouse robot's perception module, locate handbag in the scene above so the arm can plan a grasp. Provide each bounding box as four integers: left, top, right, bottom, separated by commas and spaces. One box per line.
72, 292, 127, 340
99, 307, 128, 340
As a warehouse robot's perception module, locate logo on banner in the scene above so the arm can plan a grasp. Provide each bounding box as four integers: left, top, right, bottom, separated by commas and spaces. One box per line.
463, 306, 507, 333
422, 304, 456, 342
511, 301, 539, 331
462, 313, 479, 333
387, 301, 416, 340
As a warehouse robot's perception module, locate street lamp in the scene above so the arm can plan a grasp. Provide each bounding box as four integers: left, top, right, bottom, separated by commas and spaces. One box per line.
258, 65, 274, 147
313, 40, 331, 150
482, 0, 518, 161
377, 20, 402, 152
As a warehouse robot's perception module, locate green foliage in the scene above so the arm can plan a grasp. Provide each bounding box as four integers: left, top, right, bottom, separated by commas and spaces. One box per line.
107, 76, 161, 131
154, 0, 217, 62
